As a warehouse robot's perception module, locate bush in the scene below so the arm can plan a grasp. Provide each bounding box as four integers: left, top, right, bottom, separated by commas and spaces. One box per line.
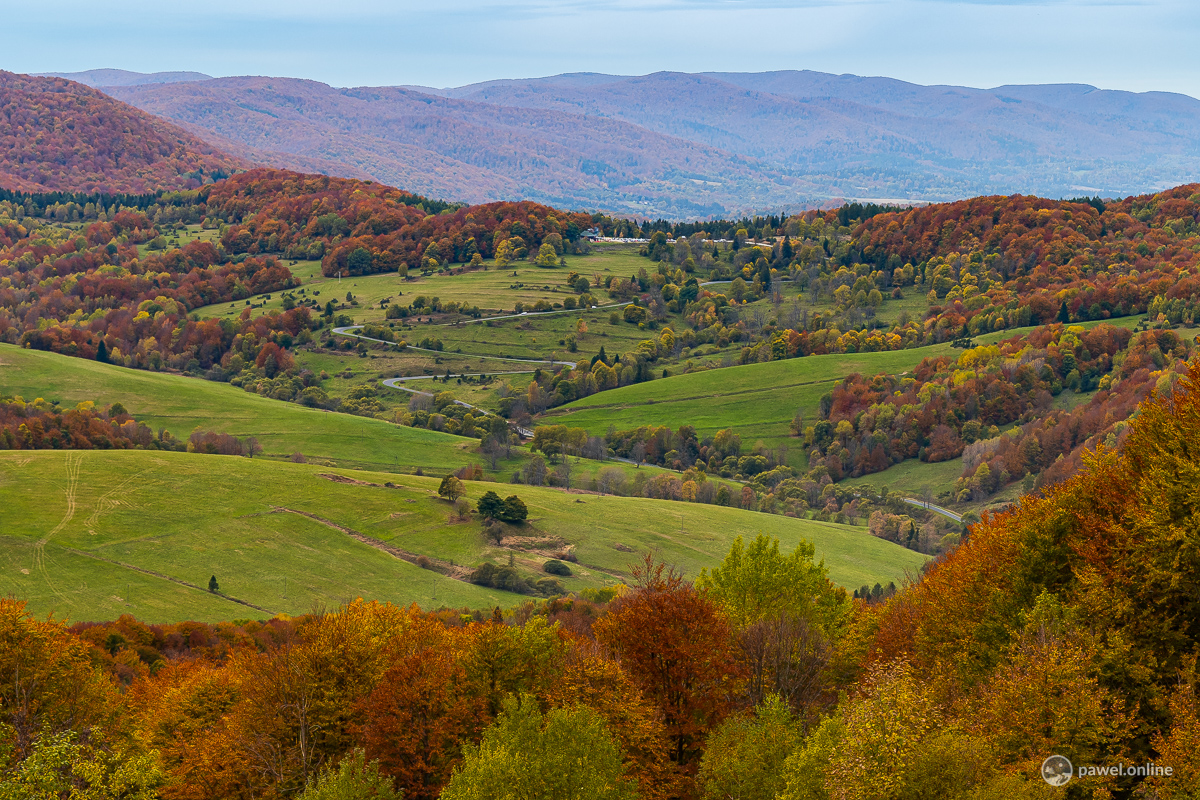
543, 559, 572, 577
483, 521, 505, 544
454, 498, 472, 520
440, 696, 635, 800
535, 577, 566, 596
469, 564, 564, 597
299, 749, 401, 800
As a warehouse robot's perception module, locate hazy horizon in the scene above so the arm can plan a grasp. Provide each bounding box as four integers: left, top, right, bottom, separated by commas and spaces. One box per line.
32, 67, 1200, 103
7, 0, 1200, 99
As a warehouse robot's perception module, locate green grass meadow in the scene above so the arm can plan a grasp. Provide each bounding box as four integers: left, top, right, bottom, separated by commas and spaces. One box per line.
0, 345, 483, 473
0, 451, 928, 623
542, 344, 957, 469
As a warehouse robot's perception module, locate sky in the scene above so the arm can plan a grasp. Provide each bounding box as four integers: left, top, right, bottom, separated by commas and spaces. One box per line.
7, 0, 1200, 97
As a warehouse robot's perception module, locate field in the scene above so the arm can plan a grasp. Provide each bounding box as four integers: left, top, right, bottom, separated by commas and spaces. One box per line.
542, 344, 957, 469
193, 243, 949, 427
194, 244, 654, 322
0, 344, 484, 474
0, 451, 929, 622
2, 346, 724, 494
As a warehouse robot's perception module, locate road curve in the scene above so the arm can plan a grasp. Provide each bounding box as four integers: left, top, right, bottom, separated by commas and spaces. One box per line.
901, 498, 963, 523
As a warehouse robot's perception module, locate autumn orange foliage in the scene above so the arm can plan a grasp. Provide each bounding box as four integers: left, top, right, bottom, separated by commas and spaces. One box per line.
0, 71, 244, 194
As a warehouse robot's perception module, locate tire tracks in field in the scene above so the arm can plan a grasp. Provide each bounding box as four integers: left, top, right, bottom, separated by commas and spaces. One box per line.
33, 452, 83, 605
84, 469, 152, 529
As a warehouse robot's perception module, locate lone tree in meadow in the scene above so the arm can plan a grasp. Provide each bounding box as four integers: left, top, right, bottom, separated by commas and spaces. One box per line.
208, 575, 219, 594
438, 475, 465, 503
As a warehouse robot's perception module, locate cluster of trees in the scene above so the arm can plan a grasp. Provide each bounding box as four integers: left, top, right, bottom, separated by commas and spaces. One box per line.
853, 185, 1200, 338
0, 201, 306, 375
0, 397, 182, 452
952, 328, 1191, 501
496, 355, 661, 423
203, 169, 594, 277
832, 361, 1200, 798
186, 430, 261, 457
620, 184, 1200, 379
394, 390, 508, 440
803, 323, 1145, 483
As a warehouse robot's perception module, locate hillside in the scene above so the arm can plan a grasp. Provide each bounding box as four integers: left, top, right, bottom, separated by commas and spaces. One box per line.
0, 345, 479, 473
102, 69, 1200, 214
435, 71, 1200, 201
5, 367, 1200, 798
0, 450, 925, 622
0, 71, 245, 194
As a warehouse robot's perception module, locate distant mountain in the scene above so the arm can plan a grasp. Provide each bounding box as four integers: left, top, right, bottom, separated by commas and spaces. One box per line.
37, 69, 213, 87
103, 69, 1200, 216
435, 71, 1200, 199
106, 76, 795, 217
0, 72, 245, 194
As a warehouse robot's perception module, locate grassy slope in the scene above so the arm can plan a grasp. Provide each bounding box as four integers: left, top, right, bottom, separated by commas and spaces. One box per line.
543, 345, 956, 467
0, 345, 727, 489
194, 246, 653, 322
0, 344, 482, 473
0, 451, 928, 623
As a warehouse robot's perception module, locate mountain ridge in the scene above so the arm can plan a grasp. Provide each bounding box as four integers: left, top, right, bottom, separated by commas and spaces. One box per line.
16, 67, 1200, 215
37, 68, 214, 87
0, 71, 246, 194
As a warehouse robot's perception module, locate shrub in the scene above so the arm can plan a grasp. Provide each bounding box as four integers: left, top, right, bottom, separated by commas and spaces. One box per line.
454, 498, 472, 521
535, 578, 566, 596
543, 560, 572, 577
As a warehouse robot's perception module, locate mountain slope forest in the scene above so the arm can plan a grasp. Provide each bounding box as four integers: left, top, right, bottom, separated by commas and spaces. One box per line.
100, 69, 1200, 214
0, 71, 245, 194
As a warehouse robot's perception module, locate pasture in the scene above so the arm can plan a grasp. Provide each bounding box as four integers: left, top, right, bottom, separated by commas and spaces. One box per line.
0, 451, 929, 622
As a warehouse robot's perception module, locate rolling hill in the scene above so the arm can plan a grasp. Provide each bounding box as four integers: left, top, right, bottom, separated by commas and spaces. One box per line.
0, 71, 245, 194
0, 449, 926, 623
103, 76, 786, 216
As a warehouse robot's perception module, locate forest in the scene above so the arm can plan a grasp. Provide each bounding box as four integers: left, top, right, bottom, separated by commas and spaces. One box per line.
0, 71, 242, 194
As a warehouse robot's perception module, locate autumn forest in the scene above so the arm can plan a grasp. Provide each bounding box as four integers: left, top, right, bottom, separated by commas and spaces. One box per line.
3, 68, 1200, 799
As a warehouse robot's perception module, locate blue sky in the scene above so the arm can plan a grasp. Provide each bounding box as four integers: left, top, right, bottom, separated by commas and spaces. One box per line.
8, 0, 1199, 97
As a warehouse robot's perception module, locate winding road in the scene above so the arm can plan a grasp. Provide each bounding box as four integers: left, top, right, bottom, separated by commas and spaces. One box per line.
332, 295, 973, 511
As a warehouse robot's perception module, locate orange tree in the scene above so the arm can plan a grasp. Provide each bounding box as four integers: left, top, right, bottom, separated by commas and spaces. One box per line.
594, 556, 745, 771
